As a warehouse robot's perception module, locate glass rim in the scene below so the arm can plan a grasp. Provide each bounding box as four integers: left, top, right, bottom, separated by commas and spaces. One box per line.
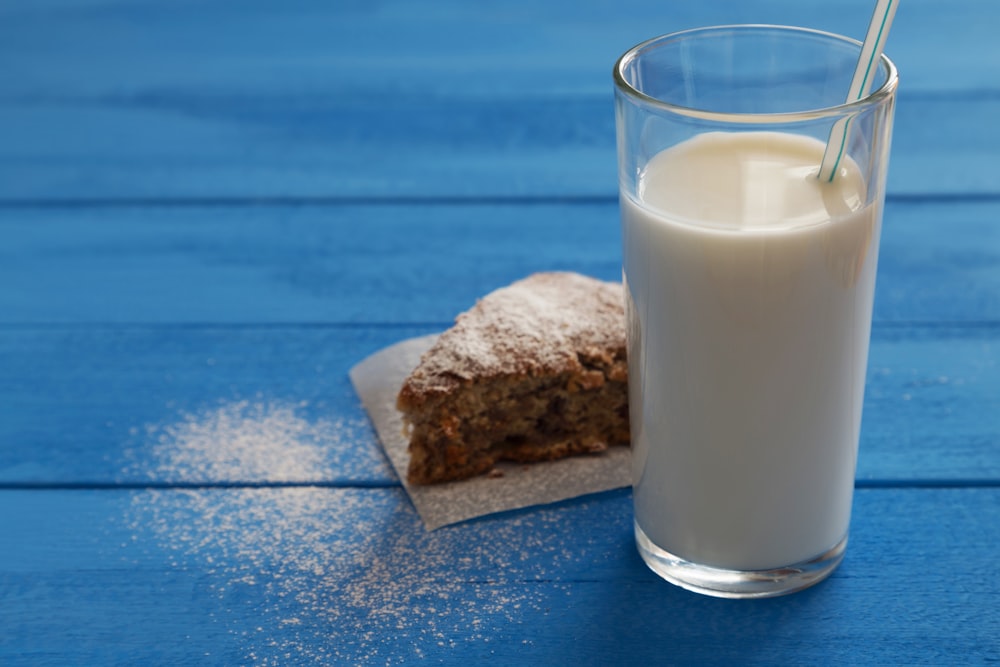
613, 24, 899, 124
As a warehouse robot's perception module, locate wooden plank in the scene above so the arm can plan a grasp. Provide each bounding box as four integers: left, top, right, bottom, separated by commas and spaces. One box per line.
0, 326, 427, 484
1, 199, 998, 325
0, 325, 996, 484
0, 2, 996, 200
0, 95, 994, 200
0, 1, 989, 97
1, 486, 997, 665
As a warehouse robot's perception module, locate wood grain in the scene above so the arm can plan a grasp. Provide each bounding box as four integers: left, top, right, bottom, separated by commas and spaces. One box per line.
0, 96, 997, 200
2, 199, 998, 325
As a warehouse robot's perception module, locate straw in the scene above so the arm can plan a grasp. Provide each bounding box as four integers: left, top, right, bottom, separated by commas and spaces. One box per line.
818, 0, 899, 182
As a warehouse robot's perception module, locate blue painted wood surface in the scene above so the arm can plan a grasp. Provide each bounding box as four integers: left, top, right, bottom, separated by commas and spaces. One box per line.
1, 0, 998, 664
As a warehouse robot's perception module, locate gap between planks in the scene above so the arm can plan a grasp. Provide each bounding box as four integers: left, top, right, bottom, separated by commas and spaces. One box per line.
1, 192, 1000, 210
0, 321, 998, 332
1, 480, 998, 491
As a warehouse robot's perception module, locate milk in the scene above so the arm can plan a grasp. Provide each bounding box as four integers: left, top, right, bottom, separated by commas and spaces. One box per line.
623, 131, 881, 571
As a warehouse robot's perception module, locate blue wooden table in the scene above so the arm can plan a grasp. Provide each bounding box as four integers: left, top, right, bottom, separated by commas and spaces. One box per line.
2, 1, 998, 664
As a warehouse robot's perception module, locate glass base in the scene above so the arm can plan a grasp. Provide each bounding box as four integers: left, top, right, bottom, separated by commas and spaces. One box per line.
635, 522, 847, 599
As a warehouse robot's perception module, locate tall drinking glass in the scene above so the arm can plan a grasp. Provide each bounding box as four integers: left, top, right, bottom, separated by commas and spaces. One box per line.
614, 25, 897, 598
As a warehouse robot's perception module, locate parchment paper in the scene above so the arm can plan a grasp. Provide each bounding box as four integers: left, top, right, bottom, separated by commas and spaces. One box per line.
349, 335, 631, 530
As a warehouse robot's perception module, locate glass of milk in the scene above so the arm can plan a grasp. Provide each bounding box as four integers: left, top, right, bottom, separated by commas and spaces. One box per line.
614, 25, 898, 598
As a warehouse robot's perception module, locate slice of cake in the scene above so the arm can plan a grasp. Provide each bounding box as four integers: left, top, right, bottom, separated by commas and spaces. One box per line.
396, 272, 629, 484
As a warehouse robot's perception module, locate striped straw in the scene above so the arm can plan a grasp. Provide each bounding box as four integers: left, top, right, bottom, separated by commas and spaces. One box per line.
818, 0, 899, 183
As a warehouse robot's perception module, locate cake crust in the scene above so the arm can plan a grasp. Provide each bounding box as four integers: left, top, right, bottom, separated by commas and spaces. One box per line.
397, 272, 629, 484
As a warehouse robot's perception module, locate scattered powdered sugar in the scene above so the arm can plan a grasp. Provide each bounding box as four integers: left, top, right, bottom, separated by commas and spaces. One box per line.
123, 397, 632, 663
124, 397, 393, 483
128, 486, 630, 664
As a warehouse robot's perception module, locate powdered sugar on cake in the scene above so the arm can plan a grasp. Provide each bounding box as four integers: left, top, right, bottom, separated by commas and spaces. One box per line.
399, 272, 625, 404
